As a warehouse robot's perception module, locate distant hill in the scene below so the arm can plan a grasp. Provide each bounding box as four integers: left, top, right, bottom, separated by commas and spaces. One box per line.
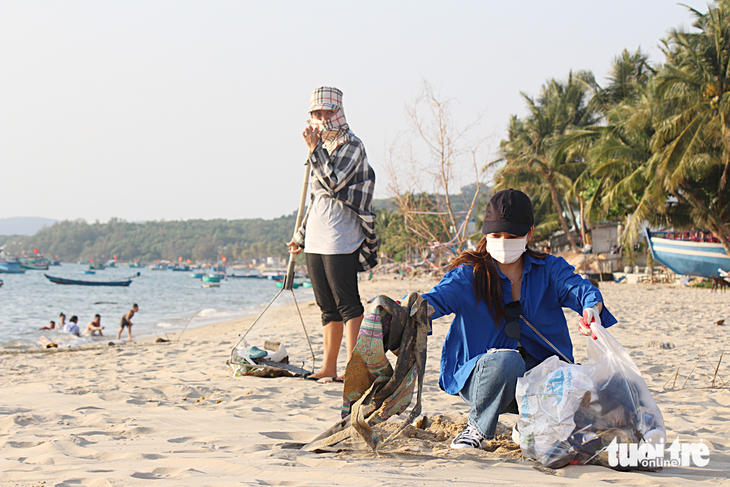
0, 217, 57, 236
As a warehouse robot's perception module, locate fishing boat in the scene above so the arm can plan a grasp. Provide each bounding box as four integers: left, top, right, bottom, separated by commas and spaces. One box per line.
21, 262, 49, 271
190, 271, 205, 278
645, 229, 730, 278
44, 272, 140, 287
83, 269, 96, 275
202, 274, 221, 283
276, 281, 303, 289
0, 260, 25, 274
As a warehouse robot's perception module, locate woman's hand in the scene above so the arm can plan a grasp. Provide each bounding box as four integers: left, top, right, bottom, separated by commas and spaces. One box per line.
287, 239, 303, 255
303, 126, 320, 151
578, 302, 603, 340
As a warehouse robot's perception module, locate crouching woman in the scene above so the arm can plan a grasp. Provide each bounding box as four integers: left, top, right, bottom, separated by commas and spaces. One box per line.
421, 189, 617, 449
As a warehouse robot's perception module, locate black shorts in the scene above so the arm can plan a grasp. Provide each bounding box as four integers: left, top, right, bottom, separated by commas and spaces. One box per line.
306, 251, 364, 326
120, 317, 131, 328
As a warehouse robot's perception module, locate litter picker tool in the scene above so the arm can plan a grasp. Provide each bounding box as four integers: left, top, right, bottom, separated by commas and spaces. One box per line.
229, 159, 316, 373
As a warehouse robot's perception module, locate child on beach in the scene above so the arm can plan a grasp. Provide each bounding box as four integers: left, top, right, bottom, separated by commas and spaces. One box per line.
117, 304, 138, 340
287, 86, 378, 382
419, 189, 617, 449
82, 314, 104, 336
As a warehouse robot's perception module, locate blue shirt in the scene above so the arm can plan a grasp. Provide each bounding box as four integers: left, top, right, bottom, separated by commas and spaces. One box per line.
421, 253, 617, 395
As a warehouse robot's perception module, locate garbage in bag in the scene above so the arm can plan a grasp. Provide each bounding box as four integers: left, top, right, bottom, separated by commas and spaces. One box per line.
515, 322, 666, 470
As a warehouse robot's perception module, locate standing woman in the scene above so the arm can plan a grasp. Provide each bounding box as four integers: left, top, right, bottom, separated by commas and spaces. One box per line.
421, 189, 617, 449
287, 86, 378, 381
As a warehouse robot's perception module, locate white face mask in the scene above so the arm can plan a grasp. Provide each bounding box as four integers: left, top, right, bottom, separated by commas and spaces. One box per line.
486, 236, 527, 264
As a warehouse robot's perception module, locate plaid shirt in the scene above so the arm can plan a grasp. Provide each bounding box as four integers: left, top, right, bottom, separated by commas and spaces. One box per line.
294, 132, 378, 271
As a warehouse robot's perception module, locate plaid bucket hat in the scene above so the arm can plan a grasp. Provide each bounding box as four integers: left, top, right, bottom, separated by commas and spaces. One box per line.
309, 86, 343, 112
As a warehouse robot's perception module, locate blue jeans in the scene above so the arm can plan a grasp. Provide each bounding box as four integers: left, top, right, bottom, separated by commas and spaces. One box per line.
458, 349, 527, 439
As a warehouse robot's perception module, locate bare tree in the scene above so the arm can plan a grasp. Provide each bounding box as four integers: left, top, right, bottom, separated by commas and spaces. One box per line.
383, 81, 490, 265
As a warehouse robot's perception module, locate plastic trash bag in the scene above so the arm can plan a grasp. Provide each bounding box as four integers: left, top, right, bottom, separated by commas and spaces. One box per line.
515, 322, 666, 470
515, 357, 595, 466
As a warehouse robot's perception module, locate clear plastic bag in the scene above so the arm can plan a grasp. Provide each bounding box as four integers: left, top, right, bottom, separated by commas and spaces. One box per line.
516, 322, 666, 470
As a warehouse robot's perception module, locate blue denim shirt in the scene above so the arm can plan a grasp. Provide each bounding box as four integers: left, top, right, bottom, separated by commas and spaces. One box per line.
421, 253, 617, 395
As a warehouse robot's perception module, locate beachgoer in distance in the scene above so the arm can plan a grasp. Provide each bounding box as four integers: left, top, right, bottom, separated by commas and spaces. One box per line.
63, 316, 81, 336
83, 314, 104, 336
117, 304, 138, 340
287, 86, 378, 381
58, 313, 66, 329
419, 189, 617, 449
40, 320, 56, 330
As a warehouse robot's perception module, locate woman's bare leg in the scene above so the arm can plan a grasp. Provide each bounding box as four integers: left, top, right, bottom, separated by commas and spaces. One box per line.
309, 321, 343, 379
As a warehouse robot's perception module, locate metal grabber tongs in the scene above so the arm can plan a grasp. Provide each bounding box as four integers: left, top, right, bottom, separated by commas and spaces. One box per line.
229, 158, 316, 373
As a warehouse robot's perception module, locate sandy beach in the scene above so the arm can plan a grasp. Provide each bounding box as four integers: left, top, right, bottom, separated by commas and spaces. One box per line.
1, 274, 730, 486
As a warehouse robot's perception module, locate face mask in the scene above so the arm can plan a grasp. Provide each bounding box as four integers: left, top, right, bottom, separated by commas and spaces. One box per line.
486, 236, 527, 264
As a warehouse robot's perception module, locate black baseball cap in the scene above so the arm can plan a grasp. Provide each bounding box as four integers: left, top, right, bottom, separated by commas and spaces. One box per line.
481, 189, 534, 236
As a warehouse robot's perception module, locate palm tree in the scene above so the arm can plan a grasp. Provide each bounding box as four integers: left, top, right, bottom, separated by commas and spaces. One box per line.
494, 72, 599, 250
559, 49, 656, 237
642, 1, 730, 254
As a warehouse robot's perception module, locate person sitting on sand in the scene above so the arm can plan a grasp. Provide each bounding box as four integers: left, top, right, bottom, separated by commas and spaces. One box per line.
39, 320, 56, 330
117, 304, 138, 340
419, 189, 617, 449
63, 316, 81, 336
287, 86, 378, 382
82, 314, 104, 336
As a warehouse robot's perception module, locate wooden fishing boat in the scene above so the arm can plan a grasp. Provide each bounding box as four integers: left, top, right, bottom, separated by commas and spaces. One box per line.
645, 229, 730, 278
202, 274, 222, 283
0, 260, 25, 274
44, 272, 140, 287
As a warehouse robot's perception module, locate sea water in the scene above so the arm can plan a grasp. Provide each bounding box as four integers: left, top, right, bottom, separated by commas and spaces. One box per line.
0, 264, 313, 348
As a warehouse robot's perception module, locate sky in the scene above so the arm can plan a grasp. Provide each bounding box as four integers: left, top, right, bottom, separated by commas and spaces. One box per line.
0, 0, 709, 223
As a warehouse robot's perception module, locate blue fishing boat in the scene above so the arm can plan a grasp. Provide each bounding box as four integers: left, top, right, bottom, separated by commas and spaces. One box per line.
44, 272, 140, 287
0, 260, 25, 274
645, 229, 730, 278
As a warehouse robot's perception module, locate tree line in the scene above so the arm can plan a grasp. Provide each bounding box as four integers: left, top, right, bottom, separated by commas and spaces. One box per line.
0, 216, 299, 263
494, 1, 730, 255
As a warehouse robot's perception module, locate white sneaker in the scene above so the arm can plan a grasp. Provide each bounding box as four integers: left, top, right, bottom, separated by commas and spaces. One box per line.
450, 424, 484, 449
